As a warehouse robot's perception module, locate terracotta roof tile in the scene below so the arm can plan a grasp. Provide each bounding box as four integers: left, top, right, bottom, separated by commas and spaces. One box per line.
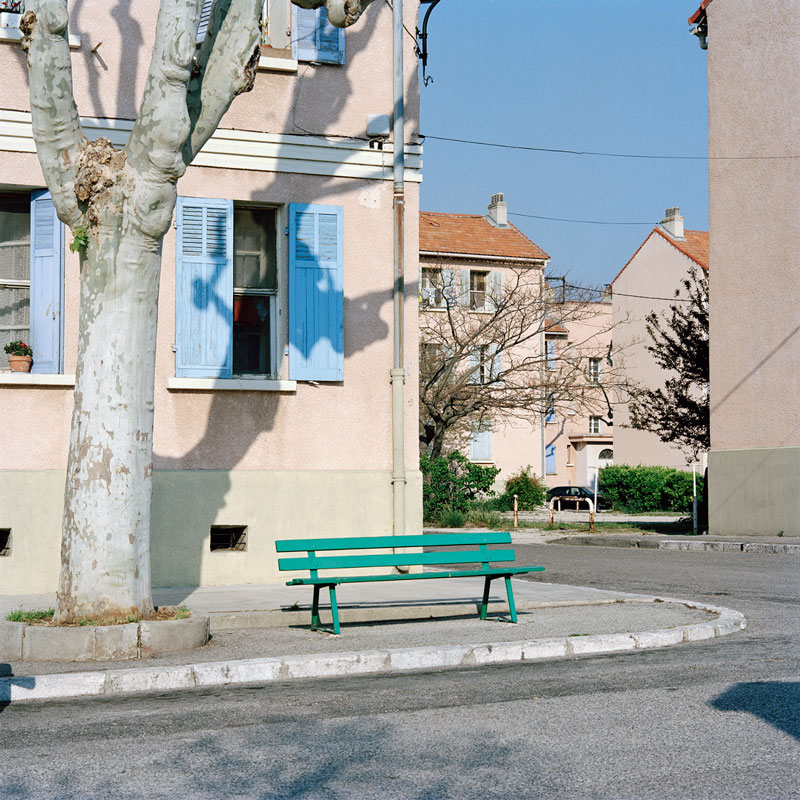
419, 211, 549, 261
544, 317, 568, 334
611, 227, 708, 285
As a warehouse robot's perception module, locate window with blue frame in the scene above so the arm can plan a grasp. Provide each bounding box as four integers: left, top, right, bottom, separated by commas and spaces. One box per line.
0, 191, 64, 373
175, 198, 344, 382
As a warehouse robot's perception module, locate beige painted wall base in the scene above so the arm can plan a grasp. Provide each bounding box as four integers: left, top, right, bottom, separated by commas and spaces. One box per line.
0, 470, 423, 594
708, 447, 800, 537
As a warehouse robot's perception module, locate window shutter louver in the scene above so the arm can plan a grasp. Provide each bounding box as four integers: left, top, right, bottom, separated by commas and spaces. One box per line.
489, 270, 503, 311
459, 269, 470, 307
292, 6, 344, 63
489, 344, 502, 383
545, 444, 556, 473
441, 268, 456, 306
289, 203, 344, 381
196, 0, 213, 43
29, 190, 64, 374
175, 197, 233, 378
470, 427, 492, 462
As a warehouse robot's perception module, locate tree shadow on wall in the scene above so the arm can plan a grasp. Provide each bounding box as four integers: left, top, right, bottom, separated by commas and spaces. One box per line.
149, 1, 418, 599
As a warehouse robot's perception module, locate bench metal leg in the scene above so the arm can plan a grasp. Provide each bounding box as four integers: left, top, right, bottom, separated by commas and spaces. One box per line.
329, 585, 340, 635
480, 575, 493, 620
311, 584, 321, 631
504, 576, 518, 623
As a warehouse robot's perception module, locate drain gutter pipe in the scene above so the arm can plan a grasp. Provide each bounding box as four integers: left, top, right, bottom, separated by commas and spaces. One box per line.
391, 0, 407, 546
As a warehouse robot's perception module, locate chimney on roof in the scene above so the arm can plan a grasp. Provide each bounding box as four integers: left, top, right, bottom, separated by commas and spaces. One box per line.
661, 206, 685, 240
487, 193, 509, 227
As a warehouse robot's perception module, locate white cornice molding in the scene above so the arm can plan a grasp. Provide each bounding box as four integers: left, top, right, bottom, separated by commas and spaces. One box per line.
0, 110, 423, 183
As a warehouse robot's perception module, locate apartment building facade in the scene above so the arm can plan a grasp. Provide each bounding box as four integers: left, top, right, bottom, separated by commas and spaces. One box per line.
419, 194, 613, 492
0, 0, 422, 593
611, 207, 708, 470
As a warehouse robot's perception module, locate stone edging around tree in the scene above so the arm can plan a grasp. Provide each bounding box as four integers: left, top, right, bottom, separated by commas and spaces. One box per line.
0, 614, 210, 661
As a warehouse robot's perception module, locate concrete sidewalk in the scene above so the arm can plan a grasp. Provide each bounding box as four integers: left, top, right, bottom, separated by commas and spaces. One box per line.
1, 575, 746, 705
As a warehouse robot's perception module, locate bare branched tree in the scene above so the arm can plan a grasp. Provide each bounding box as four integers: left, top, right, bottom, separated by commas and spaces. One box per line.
629, 267, 709, 461
22, 0, 372, 623
419, 265, 627, 459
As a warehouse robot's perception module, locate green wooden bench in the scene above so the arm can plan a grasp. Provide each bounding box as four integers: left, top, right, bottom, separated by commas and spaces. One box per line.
275, 532, 544, 634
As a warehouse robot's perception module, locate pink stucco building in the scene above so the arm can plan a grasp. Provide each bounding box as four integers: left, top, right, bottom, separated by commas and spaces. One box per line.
690, 0, 800, 536
419, 195, 613, 492
611, 207, 708, 470
0, 1, 422, 592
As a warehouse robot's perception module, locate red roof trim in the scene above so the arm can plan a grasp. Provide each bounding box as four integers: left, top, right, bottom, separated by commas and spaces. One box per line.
610, 230, 656, 286
611, 226, 708, 286
689, 0, 713, 24
652, 227, 709, 271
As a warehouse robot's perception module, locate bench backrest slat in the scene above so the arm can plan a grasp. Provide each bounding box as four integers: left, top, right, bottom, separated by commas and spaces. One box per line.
278, 548, 517, 573
275, 532, 511, 553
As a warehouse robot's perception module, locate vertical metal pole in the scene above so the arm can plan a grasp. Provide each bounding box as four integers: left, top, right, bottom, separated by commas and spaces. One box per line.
540, 273, 546, 483
513, 494, 518, 529
391, 0, 407, 546
692, 463, 698, 534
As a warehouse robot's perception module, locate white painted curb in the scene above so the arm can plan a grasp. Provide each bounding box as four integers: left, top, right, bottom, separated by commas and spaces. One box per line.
0, 599, 746, 705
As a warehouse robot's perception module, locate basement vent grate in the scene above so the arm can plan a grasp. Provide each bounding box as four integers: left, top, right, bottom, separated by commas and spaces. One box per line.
0, 529, 11, 557
210, 525, 247, 552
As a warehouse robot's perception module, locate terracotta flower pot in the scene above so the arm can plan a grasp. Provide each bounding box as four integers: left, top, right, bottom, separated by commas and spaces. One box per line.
7, 355, 32, 372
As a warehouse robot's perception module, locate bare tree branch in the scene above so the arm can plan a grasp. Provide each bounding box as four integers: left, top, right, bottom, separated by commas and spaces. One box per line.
182, 0, 263, 166
21, 0, 84, 228
419, 264, 631, 459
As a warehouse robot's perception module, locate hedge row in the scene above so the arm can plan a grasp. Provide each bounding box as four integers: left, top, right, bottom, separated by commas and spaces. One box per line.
599, 464, 703, 514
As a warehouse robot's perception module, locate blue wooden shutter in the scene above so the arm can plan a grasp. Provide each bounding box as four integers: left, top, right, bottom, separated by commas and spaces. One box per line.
196, 0, 213, 43
292, 6, 344, 63
489, 270, 503, 311
289, 203, 344, 381
30, 190, 64, 374
545, 338, 555, 369
459, 269, 470, 307
470, 426, 492, 462
175, 197, 233, 378
545, 444, 556, 473
489, 344, 502, 383
442, 268, 456, 306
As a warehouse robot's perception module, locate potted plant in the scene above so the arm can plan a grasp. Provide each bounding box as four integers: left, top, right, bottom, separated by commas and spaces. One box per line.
4, 340, 33, 372
0, 1, 23, 29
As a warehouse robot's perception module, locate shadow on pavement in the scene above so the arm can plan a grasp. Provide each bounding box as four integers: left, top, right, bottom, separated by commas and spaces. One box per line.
710, 681, 800, 740
0, 664, 36, 713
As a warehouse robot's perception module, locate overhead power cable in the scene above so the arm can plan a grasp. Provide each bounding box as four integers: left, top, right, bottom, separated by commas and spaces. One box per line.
511, 212, 655, 226
420, 134, 799, 162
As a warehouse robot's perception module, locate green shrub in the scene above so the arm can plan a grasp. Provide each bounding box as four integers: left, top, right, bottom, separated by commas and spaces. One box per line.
494, 466, 546, 511
420, 451, 500, 522
437, 507, 467, 528
662, 470, 704, 513
466, 507, 504, 530
599, 464, 703, 513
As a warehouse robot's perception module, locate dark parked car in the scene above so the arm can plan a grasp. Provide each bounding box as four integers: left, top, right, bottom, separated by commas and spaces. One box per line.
547, 486, 612, 511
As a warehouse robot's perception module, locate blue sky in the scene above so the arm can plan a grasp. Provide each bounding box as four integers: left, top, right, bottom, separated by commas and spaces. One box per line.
417, 0, 709, 288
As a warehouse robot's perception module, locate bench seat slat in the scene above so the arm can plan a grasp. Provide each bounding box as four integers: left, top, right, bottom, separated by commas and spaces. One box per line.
278, 548, 517, 573
275, 532, 512, 553
286, 565, 545, 585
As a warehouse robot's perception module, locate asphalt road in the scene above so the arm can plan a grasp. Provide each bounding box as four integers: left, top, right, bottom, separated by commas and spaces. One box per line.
2, 546, 798, 800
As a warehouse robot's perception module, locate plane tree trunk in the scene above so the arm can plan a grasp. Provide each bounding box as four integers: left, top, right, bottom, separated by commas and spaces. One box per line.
22, 0, 265, 622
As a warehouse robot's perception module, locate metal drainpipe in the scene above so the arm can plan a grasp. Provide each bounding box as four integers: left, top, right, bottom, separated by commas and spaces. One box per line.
540, 271, 546, 484
391, 0, 407, 560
